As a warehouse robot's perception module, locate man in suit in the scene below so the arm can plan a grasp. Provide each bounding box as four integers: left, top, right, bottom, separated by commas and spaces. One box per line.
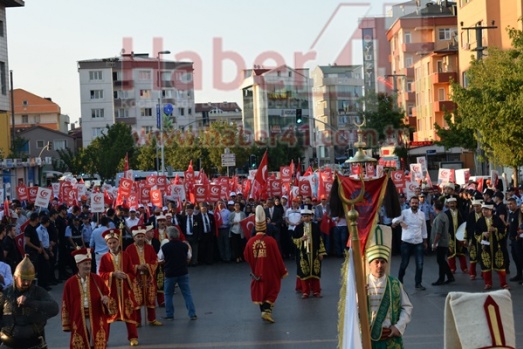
180, 204, 199, 266
196, 202, 215, 265
265, 198, 283, 251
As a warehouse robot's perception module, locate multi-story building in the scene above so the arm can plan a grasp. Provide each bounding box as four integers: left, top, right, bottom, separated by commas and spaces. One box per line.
388, 1, 457, 129
0, 0, 24, 158
78, 53, 195, 147
194, 102, 242, 130
241, 66, 312, 161
457, 0, 523, 85
311, 65, 363, 164
13, 88, 69, 133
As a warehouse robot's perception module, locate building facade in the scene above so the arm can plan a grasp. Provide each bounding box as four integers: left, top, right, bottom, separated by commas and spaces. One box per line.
13, 88, 69, 133
241, 66, 312, 160
311, 65, 363, 165
78, 53, 195, 147
194, 102, 242, 130
457, 0, 523, 85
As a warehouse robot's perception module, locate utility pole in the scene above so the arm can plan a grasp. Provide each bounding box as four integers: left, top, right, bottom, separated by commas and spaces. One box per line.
461, 21, 497, 175
384, 73, 406, 95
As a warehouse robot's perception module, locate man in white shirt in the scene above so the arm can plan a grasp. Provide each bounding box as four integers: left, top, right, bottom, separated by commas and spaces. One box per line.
392, 196, 428, 290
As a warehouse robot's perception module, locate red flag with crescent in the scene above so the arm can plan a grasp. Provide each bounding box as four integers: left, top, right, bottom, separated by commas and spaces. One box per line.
240, 214, 255, 238
251, 151, 268, 200
16, 220, 31, 256
334, 173, 389, 253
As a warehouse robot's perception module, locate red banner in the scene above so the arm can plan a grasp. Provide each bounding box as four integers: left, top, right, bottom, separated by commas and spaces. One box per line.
269, 179, 282, 198
150, 189, 162, 207
209, 184, 221, 203
157, 175, 167, 192
119, 178, 134, 197
336, 173, 389, 253
16, 184, 28, 201
28, 186, 39, 203
194, 184, 208, 203
391, 170, 405, 190
280, 166, 292, 183
145, 175, 157, 188
298, 178, 312, 197
140, 187, 151, 205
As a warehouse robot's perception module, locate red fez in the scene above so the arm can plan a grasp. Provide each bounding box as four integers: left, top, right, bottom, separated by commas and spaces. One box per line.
71, 248, 92, 264
102, 229, 120, 241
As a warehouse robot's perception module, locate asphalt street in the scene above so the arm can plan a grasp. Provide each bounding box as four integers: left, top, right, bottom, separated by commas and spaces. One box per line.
43, 253, 523, 348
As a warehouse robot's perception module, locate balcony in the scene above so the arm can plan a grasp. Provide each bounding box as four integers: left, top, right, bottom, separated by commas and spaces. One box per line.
405, 92, 415, 102
402, 42, 435, 54
431, 72, 458, 84
399, 67, 414, 78
113, 99, 136, 108
113, 80, 134, 88
115, 117, 136, 126
433, 101, 455, 113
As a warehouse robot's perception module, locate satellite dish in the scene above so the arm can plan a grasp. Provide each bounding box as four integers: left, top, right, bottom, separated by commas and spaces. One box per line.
163, 103, 174, 116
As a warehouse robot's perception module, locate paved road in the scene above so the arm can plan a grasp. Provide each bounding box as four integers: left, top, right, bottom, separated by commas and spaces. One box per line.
44, 253, 523, 348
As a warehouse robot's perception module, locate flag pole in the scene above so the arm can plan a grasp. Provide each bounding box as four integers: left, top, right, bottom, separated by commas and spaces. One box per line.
338, 177, 371, 349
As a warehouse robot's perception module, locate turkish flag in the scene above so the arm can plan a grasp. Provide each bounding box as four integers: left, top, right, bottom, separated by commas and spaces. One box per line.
251, 151, 268, 200
3, 200, 10, 218
317, 171, 326, 200
239, 214, 255, 238
17, 220, 31, 256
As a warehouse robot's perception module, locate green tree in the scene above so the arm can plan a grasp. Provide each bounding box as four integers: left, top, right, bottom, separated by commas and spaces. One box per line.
434, 110, 477, 151
85, 123, 135, 181
359, 92, 410, 147
8, 137, 29, 159
451, 27, 523, 185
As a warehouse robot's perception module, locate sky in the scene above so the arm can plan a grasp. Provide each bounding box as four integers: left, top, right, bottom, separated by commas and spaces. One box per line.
6, 0, 402, 126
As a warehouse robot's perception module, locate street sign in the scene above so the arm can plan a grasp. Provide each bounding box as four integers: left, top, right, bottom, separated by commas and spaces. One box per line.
426, 149, 436, 155
221, 154, 236, 167
156, 104, 161, 128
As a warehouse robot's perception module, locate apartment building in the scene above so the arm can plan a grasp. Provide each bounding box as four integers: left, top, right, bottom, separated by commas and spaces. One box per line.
78, 53, 195, 147
311, 65, 363, 164
194, 102, 242, 130
13, 88, 69, 133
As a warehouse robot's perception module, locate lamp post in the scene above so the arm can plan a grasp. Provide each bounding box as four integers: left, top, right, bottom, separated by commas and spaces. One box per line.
38, 141, 51, 186
157, 50, 171, 175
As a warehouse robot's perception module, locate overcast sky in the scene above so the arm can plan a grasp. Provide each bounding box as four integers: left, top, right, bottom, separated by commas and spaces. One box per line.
7, 0, 400, 125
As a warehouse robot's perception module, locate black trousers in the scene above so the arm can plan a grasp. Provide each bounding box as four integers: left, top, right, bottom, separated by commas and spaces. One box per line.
435, 246, 453, 282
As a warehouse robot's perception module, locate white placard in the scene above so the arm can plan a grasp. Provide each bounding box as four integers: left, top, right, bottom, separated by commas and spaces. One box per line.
90, 193, 105, 213
34, 187, 52, 208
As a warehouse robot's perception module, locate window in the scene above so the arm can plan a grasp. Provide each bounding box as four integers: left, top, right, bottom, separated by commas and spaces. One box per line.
407, 105, 414, 116
0, 21, 4, 37
161, 89, 173, 98
406, 81, 413, 92
437, 60, 444, 72
53, 140, 66, 150
138, 70, 151, 80
140, 108, 153, 117
404, 32, 411, 44
439, 28, 452, 40
34, 115, 40, 124
142, 126, 153, 133
179, 107, 185, 116
90, 90, 103, 99
161, 71, 171, 82
405, 56, 413, 68
92, 128, 104, 138
91, 108, 104, 118
114, 90, 129, 99
89, 71, 103, 80
36, 140, 45, 148
188, 108, 192, 115
115, 108, 129, 118
140, 89, 151, 99
21, 115, 28, 123
438, 88, 446, 101
0, 62, 5, 95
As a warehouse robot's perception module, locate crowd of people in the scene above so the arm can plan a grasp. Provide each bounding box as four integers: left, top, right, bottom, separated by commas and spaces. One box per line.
381, 181, 523, 292
0, 175, 520, 348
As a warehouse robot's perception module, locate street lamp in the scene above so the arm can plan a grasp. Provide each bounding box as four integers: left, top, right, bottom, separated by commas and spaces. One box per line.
38, 141, 51, 186
157, 50, 171, 175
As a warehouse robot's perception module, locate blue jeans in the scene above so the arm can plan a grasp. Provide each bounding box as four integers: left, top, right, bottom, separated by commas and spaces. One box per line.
333, 226, 348, 257
398, 242, 424, 286
164, 274, 196, 318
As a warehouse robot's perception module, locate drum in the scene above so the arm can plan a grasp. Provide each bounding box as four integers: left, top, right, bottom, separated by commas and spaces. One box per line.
455, 222, 466, 241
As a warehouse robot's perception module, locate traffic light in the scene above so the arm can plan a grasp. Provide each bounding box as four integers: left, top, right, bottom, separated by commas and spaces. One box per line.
296, 108, 303, 124
249, 154, 257, 168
